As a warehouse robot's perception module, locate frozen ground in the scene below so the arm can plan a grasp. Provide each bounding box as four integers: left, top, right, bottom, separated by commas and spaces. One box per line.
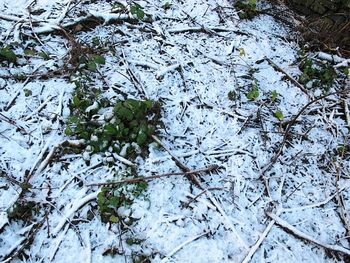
0, 0, 349, 262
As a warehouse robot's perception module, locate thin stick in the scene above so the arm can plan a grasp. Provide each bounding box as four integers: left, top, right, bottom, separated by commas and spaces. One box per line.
266, 212, 350, 256
343, 99, 350, 126
4, 61, 50, 111
152, 135, 201, 187
52, 191, 98, 236
265, 57, 309, 95
0, 113, 28, 134
260, 90, 350, 177
112, 152, 136, 167
1, 219, 45, 262
335, 162, 350, 244
152, 135, 248, 249
24, 95, 54, 120
156, 63, 181, 79
27, 139, 85, 183
241, 219, 276, 263
161, 231, 210, 263
86, 165, 218, 187
49, 224, 69, 261
122, 50, 149, 98
282, 185, 347, 212
167, 26, 236, 34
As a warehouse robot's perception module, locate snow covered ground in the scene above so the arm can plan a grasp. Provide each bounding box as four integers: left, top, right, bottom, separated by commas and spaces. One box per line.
0, 0, 349, 262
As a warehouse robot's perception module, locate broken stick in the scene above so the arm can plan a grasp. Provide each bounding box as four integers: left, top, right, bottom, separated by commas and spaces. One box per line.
86, 165, 218, 187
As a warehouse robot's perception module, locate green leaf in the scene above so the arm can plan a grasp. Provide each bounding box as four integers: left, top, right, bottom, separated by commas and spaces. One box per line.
248, 0, 257, 8
24, 88, 32, 97
92, 55, 105, 65
87, 61, 97, 71
162, 2, 171, 9
130, 4, 145, 20
109, 196, 120, 206
124, 99, 139, 111
109, 215, 119, 223
91, 37, 100, 46
246, 87, 259, 100
64, 127, 73, 136
24, 49, 35, 56
146, 125, 155, 136
270, 90, 278, 102
72, 96, 80, 107
0, 46, 17, 63
104, 123, 118, 136
144, 100, 153, 109
136, 132, 147, 146
67, 115, 80, 124
116, 107, 133, 121
38, 51, 50, 60
122, 128, 129, 136
126, 238, 134, 246
274, 110, 284, 121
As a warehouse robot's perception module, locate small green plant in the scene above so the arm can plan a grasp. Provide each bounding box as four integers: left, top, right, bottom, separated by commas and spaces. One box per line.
270, 90, 278, 102
38, 50, 50, 60
298, 58, 336, 90
0, 45, 17, 63
65, 82, 160, 224
162, 2, 171, 10
274, 109, 284, 121
130, 4, 145, 20
24, 88, 32, 97
65, 87, 160, 157
246, 83, 259, 100
97, 176, 148, 224
235, 0, 258, 19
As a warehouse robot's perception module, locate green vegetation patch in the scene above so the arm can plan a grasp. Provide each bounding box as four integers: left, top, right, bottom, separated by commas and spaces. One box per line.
298, 58, 337, 90
97, 176, 148, 224
65, 83, 161, 158
64, 81, 161, 225
235, 0, 258, 19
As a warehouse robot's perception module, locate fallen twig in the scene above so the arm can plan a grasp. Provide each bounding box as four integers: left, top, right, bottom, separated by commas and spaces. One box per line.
282, 184, 348, 212
152, 135, 201, 187
4, 60, 52, 111
86, 165, 218, 187
266, 212, 350, 256
166, 26, 237, 34
260, 89, 350, 177
241, 219, 276, 263
27, 139, 85, 183
156, 63, 181, 80
334, 162, 350, 245
24, 95, 55, 120
122, 50, 149, 98
161, 231, 210, 263
52, 191, 98, 236
1, 219, 45, 262
265, 57, 309, 96
152, 135, 248, 250
49, 224, 69, 261
0, 113, 28, 134
343, 99, 350, 126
